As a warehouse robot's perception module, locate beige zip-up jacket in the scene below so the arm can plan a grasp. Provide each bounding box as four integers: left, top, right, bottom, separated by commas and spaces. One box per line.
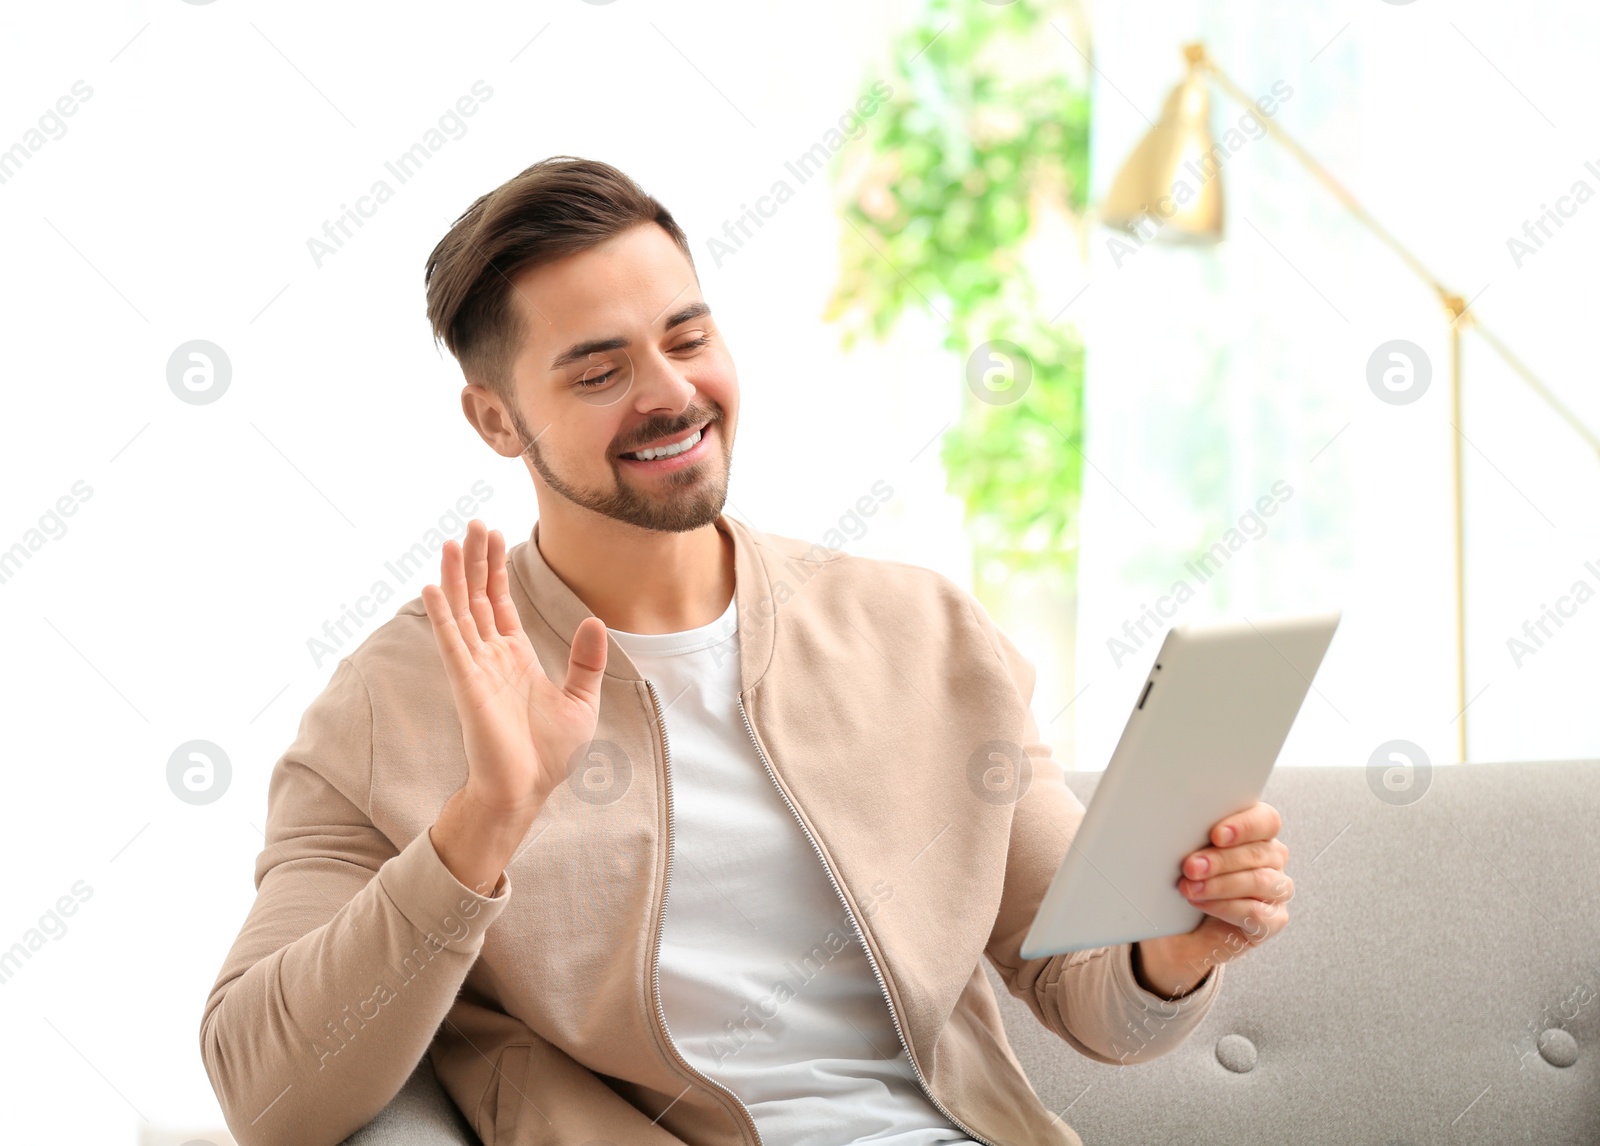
199, 512, 1225, 1146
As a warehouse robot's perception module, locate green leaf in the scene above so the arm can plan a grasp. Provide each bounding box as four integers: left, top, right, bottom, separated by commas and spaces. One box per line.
824, 0, 1092, 586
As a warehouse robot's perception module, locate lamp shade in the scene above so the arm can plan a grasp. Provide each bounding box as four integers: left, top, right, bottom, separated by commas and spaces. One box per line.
1101, 62, 1225, 243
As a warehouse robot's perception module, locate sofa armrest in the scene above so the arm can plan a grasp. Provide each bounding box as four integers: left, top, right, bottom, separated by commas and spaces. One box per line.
339, 1053, 482, 1145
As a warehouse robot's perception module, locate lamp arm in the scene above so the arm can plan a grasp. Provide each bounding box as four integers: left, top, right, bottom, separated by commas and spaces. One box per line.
1461, 318, 1600, 459
1195, 52, 1452, 301
1190, 43, 1600, 461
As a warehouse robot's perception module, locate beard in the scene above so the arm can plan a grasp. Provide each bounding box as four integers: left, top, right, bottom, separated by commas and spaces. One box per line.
511, 402, 731, 534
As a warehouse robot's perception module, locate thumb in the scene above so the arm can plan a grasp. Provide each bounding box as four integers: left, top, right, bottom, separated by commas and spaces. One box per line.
563, 616, 610, 707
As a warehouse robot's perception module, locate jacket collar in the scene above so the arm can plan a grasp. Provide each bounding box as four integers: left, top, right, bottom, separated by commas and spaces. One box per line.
509, 511, 776, 697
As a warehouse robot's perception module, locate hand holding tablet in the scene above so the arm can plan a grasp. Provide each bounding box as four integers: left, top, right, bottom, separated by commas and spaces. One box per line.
1135, 796, 1294, 998
1021, 611, 1341, 966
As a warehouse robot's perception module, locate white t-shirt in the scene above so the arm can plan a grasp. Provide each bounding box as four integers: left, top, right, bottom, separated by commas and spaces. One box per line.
608, 591, 978, 1146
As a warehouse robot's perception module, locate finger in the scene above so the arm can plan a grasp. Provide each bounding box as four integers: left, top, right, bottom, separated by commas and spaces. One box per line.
1183, 838, 1288, 880
1195, 896, 1289, 941
1211, 801, 1282, 848
463, 520, 498, 642
485, 529, 525, 639
422, 583, 479, 689
1181, 867, 1294, 904
562, 616, 609, 707
439, 537, 483, 655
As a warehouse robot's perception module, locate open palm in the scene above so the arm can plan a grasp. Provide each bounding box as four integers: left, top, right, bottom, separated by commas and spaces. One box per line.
421, 519, 609, 819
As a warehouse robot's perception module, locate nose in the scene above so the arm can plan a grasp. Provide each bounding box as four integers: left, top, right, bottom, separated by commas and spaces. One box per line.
628, 346, 699, 415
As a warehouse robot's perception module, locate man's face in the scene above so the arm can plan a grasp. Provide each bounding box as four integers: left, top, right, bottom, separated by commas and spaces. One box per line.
499, 221, 738, 533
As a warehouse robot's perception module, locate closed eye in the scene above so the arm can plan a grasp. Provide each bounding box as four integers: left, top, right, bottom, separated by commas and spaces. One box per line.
574, 336, 710, 390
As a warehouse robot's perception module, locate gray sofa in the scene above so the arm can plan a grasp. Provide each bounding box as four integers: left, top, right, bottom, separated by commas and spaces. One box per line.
342, 760, 1600, 1145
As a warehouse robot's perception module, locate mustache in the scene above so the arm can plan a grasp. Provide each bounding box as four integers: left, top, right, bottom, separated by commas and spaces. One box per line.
616, 409, 719, 455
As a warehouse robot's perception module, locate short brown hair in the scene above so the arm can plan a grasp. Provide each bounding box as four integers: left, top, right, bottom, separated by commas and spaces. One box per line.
424, 155, 696, 399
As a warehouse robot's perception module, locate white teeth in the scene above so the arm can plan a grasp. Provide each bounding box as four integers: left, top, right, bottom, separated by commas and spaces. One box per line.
628, 426, 702, 461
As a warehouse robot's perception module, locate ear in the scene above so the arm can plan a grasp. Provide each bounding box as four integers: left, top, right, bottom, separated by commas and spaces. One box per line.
461, 382, 528, 459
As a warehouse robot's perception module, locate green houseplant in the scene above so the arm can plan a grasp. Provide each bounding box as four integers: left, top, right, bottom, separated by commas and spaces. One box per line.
823, 0, 1094, 607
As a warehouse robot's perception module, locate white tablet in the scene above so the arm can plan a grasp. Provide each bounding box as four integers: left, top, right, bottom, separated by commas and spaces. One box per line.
1020, 610, 1341, 959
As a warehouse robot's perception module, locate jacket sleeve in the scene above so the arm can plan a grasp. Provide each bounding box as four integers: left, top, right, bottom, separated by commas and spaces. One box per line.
198, 656, 512, 1146
967, 598, 1226, 1066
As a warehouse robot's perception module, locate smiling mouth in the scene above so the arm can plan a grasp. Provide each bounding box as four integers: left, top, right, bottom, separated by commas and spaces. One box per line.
618, 421, 710, 462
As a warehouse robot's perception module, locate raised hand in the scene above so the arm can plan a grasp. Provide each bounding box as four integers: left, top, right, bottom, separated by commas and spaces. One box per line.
421, 519, 610, 893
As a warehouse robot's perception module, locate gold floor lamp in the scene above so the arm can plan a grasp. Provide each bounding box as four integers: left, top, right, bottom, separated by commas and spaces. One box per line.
1100, 41, 1600, 763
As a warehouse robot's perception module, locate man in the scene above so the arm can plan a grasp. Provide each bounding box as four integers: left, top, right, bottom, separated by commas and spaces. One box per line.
200, 156, 1292, 1146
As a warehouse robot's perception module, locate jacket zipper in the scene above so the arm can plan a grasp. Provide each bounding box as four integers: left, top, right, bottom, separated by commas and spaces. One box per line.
644, 679, 766, 1146
735, 695, 1003, 1146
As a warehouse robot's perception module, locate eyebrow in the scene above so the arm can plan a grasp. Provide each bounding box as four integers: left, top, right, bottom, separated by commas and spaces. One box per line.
548, 300, 712, 371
